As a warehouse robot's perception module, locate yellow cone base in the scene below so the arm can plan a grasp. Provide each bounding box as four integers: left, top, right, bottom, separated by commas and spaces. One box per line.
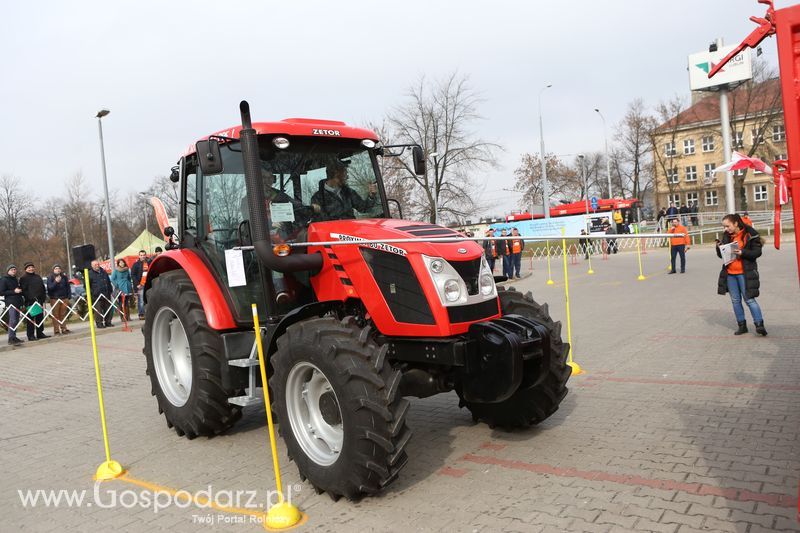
94, 460, 125, 481
587, 269, 594, 275
568, 361, 585, 376
263, 502, 303, 530
546, 279, 554, 285
637, 275, 646, 281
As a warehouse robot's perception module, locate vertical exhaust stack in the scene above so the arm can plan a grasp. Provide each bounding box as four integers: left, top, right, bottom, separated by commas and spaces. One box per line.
239, 100, 321, 273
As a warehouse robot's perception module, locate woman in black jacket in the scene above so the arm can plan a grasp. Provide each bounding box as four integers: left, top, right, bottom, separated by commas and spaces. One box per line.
715, 214, 766, 336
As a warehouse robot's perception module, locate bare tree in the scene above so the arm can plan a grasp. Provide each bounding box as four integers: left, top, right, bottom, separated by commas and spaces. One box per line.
0, 175, 34, 264
616, 99, 658, 204
385, 73, 501, 223
364, 120, 416, 218
652, 95, 688, 205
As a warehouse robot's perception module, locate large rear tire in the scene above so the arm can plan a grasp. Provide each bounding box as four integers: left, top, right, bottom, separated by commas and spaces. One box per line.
270, 316, 411, 501
458, 287, 571, 429
143, 270, 241, 438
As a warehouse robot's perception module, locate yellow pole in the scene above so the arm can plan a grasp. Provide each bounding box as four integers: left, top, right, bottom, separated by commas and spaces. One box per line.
85, 268, 124, 481
560, 230, 583, 375
251, 304, 302, 530
635, 226, 646, 281
545, 240, 554, 285
667, 229, 672, 271
586, 238, 594, 275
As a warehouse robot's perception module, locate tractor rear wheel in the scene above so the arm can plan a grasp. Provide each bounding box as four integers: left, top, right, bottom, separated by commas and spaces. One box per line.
270, 316, 411, 500
458, 287, 571, 429
143, 270, 241, 438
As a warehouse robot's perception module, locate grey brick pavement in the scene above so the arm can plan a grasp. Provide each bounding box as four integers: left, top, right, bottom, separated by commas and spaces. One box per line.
1, 241, 799, 532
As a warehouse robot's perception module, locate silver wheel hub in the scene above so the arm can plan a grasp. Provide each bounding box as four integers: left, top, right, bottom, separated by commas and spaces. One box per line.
285, 362, 343, 466
151, 307, 192, 407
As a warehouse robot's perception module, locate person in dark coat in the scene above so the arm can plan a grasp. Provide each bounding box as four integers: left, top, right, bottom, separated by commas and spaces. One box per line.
498, 228, 512, 278
689, 202, 699, 227
0, 265, 24, 345
19, 262, 49, 340
679, 204, 690, 226
46, 264, 72, 335
716, 214, 766, 336
87, 260, 114, 328
656, 208, 666, 231
666, 202, 679, 224
509, 227, 525, 278
131, 250, 151, 320
310, 161, 377, 221
482, 228, 499, 273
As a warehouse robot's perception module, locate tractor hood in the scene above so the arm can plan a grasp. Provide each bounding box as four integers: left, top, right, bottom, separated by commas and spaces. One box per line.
307, 219, 499, 338
308, 218, 484, 261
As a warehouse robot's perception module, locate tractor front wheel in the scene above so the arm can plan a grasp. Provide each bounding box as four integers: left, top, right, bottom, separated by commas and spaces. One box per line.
458, 287, 571, 429
143, 270, 241, 438
270, 316, 411, 500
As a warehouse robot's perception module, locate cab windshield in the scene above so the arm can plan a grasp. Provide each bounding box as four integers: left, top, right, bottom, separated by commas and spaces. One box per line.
212, 136, 385, 246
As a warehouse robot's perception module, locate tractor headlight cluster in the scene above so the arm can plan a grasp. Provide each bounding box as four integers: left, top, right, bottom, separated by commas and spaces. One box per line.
478, 256, 497, 297
444, 279, 461, 302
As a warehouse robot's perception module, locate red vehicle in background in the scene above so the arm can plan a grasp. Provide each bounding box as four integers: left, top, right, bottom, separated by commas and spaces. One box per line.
505, 198, 640, 223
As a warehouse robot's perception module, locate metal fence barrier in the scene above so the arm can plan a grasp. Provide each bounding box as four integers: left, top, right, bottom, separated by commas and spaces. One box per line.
0, 292, 132, 331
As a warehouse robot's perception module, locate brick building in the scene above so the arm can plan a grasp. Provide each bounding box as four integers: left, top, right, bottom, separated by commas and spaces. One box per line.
652, 78, 785, 213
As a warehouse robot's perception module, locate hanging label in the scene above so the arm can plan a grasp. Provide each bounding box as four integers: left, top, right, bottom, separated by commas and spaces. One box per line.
224, 249, 247, 287
271, 202, 295, 223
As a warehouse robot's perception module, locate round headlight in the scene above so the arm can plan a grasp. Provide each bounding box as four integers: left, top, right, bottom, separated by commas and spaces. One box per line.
479, 274, 494, 296
444, 279, 461, 302
273, 137, 290, 149
430, 259, 444, 273
361, 139, 376, 148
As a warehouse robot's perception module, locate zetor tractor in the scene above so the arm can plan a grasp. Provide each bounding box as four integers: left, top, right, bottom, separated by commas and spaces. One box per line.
142, 101, 571, 500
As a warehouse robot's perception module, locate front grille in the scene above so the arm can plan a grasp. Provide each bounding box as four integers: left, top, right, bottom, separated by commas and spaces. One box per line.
447, 298, 501, 323
450, 259, 481, 295
360, 249, 435, 325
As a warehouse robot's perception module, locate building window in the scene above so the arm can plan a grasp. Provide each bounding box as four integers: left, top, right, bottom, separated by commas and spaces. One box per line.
705, 190, 719, 206
684, 165, 697, 181
702, 135, 715, 152
751, 128, 763, 144
703, 162, 716, 182
773, 124, 786, 141
754, 184, 768, 202
668, 194, 681, 206
667, 167, 679, 184
731, 131, 744, 148
683, 139, 695, 155
734, 168, 746, 178
686, 192, 698, 206
664, 141, 676, 156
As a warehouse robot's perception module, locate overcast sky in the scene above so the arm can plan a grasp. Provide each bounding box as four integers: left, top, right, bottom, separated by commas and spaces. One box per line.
0, 0, 786, 218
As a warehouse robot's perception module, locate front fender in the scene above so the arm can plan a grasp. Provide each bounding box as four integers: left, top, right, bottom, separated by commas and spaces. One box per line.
144, 249, 237, 331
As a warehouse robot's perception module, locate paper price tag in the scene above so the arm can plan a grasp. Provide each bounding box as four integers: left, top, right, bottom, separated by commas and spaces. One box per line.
224, 249, 247, 287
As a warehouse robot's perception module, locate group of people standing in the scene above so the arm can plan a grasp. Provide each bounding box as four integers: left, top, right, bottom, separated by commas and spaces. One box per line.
482, 227, 525, 279
0, 248, 159, 346
0, 263, 72, 345
658, 202, 700, 230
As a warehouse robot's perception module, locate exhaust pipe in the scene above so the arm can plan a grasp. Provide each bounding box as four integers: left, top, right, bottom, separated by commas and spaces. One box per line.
239, 101, 322, 273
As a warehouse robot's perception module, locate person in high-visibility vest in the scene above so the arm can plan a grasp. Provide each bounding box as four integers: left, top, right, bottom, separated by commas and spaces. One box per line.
509, 227, 525, 279
498, 228, 512, 278
668, 218, 691, 274
482, 228, 498, 273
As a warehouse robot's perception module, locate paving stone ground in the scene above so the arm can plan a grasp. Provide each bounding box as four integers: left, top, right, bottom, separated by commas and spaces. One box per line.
2, 240, 799, 532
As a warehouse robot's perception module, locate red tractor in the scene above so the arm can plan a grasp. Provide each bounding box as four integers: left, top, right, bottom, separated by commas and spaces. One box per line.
142, 102, 570, 500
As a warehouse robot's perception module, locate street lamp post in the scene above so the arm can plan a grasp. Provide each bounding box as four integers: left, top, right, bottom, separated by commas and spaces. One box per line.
578, 154, 589, 218
429, 152, 439, 224
594, 108, 612, 198
96, 109, 115, 264
539, 84, 553, 218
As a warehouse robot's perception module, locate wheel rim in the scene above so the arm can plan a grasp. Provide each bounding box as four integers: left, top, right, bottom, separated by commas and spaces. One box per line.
151, 307, 193, 407
285, 361, 343, 466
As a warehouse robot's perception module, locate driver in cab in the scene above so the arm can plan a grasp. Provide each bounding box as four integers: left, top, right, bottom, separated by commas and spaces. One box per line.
311, 160, 378, 221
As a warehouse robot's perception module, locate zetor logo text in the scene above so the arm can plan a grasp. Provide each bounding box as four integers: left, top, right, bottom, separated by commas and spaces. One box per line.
312, 128, 341, 136
331, 233, 406, 256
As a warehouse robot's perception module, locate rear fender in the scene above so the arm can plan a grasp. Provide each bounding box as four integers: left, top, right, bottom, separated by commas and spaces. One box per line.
144, 249, 237, 330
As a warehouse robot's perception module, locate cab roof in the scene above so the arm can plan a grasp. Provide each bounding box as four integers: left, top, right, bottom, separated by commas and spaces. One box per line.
182, 118, 379, 157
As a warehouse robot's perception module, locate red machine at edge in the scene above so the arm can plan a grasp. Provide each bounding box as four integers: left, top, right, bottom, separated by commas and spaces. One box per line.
713, 0, 800, 284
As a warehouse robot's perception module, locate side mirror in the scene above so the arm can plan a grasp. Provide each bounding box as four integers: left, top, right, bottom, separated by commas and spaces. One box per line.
169, 166, 180, 183
163, 226, 175, 237
196, 140, 223, 175
412, 146, 426, 176
387, 198, 403, 219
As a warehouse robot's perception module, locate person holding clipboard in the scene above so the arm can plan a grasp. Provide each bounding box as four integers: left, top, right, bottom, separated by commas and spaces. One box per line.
716, 214, 767, 336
